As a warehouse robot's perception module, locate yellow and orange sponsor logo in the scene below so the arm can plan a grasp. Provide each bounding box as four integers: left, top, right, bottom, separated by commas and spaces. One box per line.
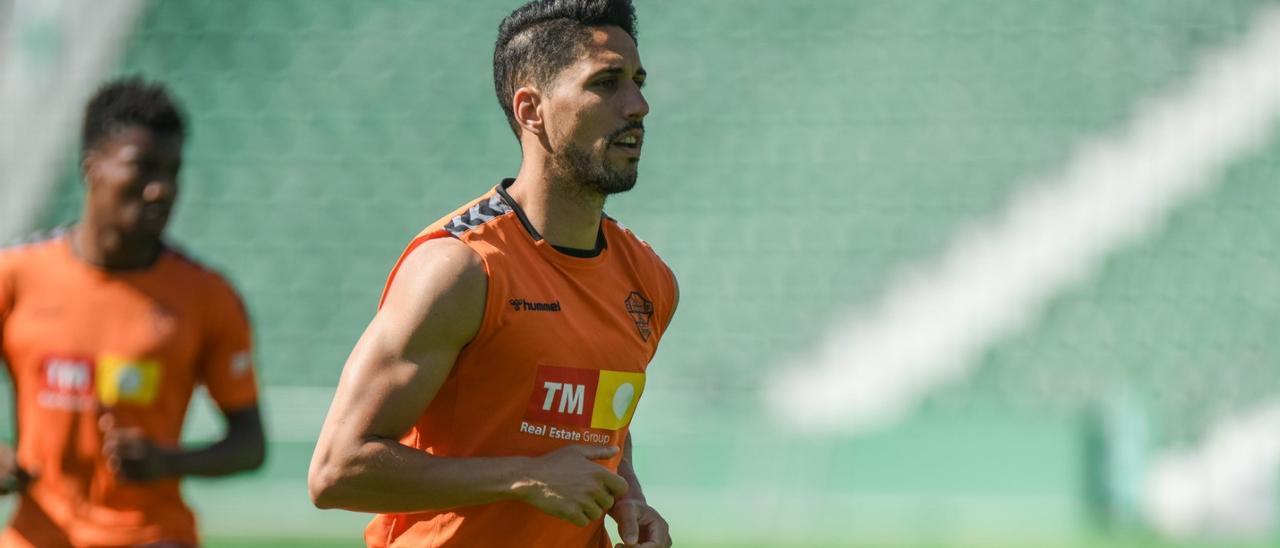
590, 370, 645, 430
526, 365, 645, 431
96, 356, 162, 406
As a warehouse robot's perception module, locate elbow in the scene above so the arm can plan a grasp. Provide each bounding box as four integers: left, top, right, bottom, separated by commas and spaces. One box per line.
308, 464, 337, 509
308, 459, 349, 510
308, 435, 388, 510
244, 440, 267, 472
231, 430, 267, 474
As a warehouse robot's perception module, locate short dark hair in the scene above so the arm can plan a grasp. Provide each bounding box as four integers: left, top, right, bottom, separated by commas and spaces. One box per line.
81, 76, 186, 153
493, 0, 637, 136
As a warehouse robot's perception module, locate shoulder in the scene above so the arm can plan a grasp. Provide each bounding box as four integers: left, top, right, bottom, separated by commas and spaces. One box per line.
166, 246, 234, 288
0, 226, 70, 256
603, 216, 675, 276
0, 227, 71, 272
378, 236, 487, 344
417, 189, 515, 240
383, 236, 487, 311
398, 236, 486, 279
602, 216, 679, 317
1, 226, 70, 250
165, 246, 247, 312
379, 226, 489, 310
440, 192, 515, 239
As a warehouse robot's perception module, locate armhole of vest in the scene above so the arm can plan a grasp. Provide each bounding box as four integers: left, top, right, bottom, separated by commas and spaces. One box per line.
379, 230, 498, 354
660, 260, 678, 334
378, 230, 452, 310
468, 241, 502, 351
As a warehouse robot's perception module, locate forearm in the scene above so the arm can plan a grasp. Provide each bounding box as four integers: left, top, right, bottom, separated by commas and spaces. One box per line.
311, 436, 532, 513
162, 434, 265, 478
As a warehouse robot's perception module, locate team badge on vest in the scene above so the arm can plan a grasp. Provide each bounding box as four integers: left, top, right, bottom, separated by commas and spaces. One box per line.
521, 364, 646, 444
624, 291, 654, 341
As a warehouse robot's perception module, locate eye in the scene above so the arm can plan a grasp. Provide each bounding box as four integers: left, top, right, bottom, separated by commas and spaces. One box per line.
595, 78, 618, 90
635, 78, 646, 90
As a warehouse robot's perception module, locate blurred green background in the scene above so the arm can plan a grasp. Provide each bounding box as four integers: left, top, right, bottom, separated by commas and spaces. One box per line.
4, 0, 1280, 546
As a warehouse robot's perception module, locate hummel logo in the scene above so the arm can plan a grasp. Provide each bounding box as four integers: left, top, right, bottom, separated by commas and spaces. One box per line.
509, 298, 561, 312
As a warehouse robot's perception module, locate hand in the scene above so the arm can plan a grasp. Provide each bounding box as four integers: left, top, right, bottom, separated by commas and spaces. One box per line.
100, 414, 172, 482
0, 443, 33, 495
516, 444, 629, 527
610, 499, 671, 547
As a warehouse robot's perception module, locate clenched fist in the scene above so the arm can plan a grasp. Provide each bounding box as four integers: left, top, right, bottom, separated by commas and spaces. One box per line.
515, 444, 629, 526
101, 414, 173, 482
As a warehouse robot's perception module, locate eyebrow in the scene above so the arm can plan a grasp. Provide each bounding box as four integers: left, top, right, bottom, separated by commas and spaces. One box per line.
591, 67, 647, 79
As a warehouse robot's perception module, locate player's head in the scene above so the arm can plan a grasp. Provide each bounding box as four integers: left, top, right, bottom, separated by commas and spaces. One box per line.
80, 76, 186, 241
494, 0, 647, 196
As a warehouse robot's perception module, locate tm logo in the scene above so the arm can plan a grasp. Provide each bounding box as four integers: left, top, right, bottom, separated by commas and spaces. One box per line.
43, 358, 93, 393
541, 382, 586, 415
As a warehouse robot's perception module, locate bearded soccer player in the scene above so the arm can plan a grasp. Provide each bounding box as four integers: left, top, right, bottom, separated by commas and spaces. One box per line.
308, 0, 675, 546
0, 78, 265, 547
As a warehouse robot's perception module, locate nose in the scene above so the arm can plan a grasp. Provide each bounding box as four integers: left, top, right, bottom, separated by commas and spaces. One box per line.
142, 178, 177, 203
624, 82, 649, 121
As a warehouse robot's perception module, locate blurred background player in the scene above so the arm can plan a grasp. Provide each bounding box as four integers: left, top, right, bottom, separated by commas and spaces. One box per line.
0, 77, 265, 547
308, 0, 675, 546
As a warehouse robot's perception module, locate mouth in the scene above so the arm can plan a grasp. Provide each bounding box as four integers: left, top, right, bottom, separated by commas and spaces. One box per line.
140, 204, 170, 226
609, 129, 644, 156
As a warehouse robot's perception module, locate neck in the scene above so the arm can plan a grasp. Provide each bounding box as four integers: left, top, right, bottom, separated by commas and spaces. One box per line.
72, 216, 162, 270
507, 158, 604, 250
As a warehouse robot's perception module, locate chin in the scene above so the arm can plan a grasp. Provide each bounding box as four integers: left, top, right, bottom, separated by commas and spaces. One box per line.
597, 177, 637, 196
124, 223, 168, 242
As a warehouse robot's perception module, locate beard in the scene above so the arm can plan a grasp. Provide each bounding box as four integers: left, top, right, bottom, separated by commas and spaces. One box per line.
553, 140, 638, 196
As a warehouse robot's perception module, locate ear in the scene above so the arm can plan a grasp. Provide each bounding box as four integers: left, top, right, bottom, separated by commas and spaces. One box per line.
512, 85, 544, 136
80, 150, 97, 185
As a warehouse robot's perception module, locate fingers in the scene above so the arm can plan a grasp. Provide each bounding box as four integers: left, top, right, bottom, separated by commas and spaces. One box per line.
637, 513, 671, 548
98, 412, 115, 434
571, 444, 619, 461
582, 500, 606, 522
601, 470, 629, 498
553, 494, 608, 527
101, 420, 121, 473
103, 428, 146, 458
615, 504, 671, 548
612, 500, 640, 545
556, 505, 592, 527
591, 489, 615, 515
528, 444, 629, 528
98, 415, 153, 481
119, 433, 147, 459
103, 437, 127, 477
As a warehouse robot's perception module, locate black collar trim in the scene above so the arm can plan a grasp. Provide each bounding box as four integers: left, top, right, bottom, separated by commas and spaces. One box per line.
495, 178, 606, 258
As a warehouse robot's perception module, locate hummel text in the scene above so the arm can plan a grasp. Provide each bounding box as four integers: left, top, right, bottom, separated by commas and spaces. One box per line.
509, 298, 561, 312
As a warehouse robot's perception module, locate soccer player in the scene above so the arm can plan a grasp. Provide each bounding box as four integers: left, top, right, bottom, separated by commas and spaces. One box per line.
0, 78, 266, 547
307, 0, 675, 546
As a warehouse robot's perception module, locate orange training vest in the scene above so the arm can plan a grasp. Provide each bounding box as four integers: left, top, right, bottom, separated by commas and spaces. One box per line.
365, 180, 676, 548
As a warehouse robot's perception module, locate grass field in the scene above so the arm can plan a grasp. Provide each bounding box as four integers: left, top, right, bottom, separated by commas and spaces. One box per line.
203, 536, 1275, 548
